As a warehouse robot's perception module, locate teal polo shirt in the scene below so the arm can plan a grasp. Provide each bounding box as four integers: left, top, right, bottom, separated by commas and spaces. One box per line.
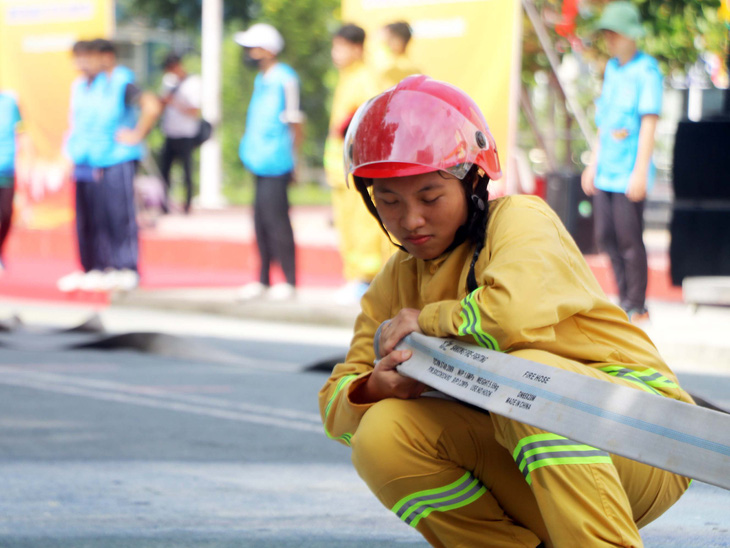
595, 51, 663, 193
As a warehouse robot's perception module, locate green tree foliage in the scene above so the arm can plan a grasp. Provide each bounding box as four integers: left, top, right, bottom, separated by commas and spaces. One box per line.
523, 0, 727, 82
585, 0, 726, 76
519, 0, 728, 171
116, 0, 254, 30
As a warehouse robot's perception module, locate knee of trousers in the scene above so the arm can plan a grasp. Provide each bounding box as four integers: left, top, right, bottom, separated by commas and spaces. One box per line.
351, 398, 444, 493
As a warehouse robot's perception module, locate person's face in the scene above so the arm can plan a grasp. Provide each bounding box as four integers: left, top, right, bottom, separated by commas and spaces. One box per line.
77, 51, 103, 78
372, 171, 469, 260
603, 30, 635, 59
331, 37, 363, 69
166, 62, 185, 78
72, 51, 92, 76
243, 47, 275, 70
100, 51, 116, 71
385, 32, 407, 56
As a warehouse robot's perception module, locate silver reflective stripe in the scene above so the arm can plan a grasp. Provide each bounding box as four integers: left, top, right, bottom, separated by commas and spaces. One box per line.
385, 331, 730, 491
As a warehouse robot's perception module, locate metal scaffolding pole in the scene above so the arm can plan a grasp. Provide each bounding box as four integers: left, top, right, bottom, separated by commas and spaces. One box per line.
199, 0, 224, 208
522, 0, 595, 147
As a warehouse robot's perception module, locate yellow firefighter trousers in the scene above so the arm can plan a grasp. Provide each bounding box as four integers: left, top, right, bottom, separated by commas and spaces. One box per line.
351, 348, 690, 548
331, 186, 393, 283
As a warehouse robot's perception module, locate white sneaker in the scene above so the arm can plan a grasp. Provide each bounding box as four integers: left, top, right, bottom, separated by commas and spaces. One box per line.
267, 282, 296, 301
57, 271, 85, 292
114, 269, 140, 292
97, 269, 118, 291
99, 269, 139, 292
237, 282, 268, 301
78, 270, 105, 291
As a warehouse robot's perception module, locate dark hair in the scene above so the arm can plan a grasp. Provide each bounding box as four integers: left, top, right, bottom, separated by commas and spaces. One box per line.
385, 21, 412, 45
354, 165, 491, 292
72, 40, 91, 54
162, 53, 182, 71
335, 24, 366, 46
89, 38, 116, 55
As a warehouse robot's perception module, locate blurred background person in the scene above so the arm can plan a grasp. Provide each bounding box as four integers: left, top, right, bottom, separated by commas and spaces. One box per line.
326, 23, 389, 305
0, 88, 21, 274
158, 52, 202, 215
581, 2, 661, 324
58, 39, 162, 293
234, 23, 304, 302
373, 21, 420, 91
58, 40, 109, 292
97, 39, 162, 291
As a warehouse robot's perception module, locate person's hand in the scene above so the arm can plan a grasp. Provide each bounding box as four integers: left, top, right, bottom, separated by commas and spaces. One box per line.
115, 128, 143, 146
352, 349, 427, 403
625, 170, 647, 202
379, 308, 423, 357
581, 164, 597, 196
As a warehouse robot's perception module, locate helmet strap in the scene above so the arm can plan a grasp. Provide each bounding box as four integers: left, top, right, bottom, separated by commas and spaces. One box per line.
464, 172, 491, 293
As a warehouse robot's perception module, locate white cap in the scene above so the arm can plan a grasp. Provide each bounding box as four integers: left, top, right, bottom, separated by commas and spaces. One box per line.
233, 23, 284, 55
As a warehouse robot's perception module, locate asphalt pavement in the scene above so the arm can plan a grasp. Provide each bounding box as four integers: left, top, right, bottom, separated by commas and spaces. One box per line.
0, 300, 728, 547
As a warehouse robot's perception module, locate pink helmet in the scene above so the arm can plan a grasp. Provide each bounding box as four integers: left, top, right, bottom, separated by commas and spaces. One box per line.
344, 75, 502, 181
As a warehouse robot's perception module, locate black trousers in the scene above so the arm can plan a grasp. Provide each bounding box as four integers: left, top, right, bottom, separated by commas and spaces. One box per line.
253, 173, 296, 286
100, 161, 139, 272
593, 190, 648, 311
0, 185, 14, 260
160, 136, 196, 213
75, 178, 108, 272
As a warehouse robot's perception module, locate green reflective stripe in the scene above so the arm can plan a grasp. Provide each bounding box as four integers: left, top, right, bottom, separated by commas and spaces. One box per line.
457, 291, 500, 351
600, 366, 661, 395
323, 374, 358, 446
637, 369, 680, 390
391, 472, 487, 528
512, 433, 610, 485
522, 455, 613, 484
599, 365, 678, 395
512, 432, 565, 457
409, 482, 486, 528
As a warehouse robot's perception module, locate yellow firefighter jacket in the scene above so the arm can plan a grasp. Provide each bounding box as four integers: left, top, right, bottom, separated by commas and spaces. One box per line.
319, 195, 693, 446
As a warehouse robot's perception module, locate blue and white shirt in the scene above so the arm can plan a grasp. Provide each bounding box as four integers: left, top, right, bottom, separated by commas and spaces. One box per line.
239, 63, 303, 177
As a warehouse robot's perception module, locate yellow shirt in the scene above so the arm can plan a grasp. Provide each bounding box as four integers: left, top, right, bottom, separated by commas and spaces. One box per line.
324, 60, 378, 187
319, 195, 692, 446
372, 47, 420, 91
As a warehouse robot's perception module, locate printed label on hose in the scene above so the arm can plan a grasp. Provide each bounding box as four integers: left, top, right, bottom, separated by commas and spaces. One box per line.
375, 329, 730, 491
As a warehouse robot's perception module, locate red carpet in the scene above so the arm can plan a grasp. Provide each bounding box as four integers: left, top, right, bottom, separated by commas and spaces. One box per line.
1, 221, 682, 305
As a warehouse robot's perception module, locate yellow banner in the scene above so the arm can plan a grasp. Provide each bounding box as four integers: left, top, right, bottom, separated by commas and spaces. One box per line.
342, 0, 521, 194
720, 0, 730, 23
0, 0, 113, 228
